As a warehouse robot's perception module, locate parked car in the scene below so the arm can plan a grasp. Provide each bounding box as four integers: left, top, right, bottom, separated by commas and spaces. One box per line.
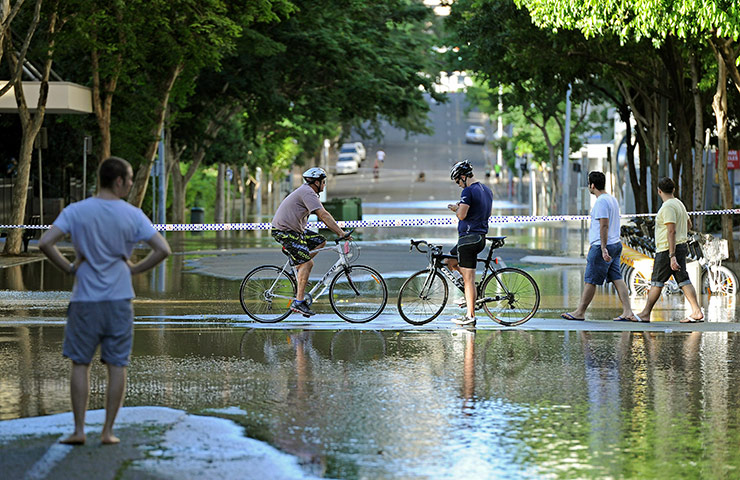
465, 126, 486, 144
340, 142, 366, 161
335, 154, 359, 174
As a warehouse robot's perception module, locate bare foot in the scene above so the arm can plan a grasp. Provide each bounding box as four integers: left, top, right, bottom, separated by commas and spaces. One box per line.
101, 434, 120, 445
60, 433, 86, 445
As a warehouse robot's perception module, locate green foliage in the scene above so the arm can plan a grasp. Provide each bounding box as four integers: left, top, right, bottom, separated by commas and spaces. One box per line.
185, 165, 218, 222
705, 206, 740, 233
517, 0, 740, 46
446, 0, 607, 173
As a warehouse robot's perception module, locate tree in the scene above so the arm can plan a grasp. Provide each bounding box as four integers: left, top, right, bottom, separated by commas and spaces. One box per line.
2, 0, 60, 255
166, 0, 444, 222
445, 0, 608, 211
517, 0, 740, 258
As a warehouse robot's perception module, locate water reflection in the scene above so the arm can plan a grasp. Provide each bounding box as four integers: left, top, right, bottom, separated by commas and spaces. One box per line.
3, 326, 740, 478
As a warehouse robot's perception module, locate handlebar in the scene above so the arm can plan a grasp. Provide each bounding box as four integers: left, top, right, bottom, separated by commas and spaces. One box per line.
334, 228, 354, 244
409, 239, 429, 253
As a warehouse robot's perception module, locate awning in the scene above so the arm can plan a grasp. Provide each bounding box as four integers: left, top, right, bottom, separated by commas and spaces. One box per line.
0, 81, 93, 114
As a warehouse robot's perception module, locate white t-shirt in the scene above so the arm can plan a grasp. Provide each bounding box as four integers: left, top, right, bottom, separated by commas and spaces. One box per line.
376, 150, 385, 162
588, 193, 621, 246
53, 197, 158, 302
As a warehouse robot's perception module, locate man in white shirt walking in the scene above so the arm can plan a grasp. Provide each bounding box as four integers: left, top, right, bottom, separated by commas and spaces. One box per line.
561, 171, 635, 322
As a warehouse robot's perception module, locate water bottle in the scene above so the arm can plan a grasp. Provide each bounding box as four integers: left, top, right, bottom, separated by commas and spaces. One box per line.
452, 271, 465, 288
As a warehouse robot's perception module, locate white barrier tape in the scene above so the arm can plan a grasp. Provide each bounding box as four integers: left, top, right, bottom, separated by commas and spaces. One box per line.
3, 208, 740, 231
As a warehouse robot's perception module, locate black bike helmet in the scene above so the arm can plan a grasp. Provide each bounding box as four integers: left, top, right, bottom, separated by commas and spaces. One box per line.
450, 160, 474, 181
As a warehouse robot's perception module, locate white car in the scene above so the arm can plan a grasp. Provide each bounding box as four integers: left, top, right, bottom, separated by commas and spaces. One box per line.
465, 126, 486, 144
335, 154, 359, 174
340, 142, 366, 161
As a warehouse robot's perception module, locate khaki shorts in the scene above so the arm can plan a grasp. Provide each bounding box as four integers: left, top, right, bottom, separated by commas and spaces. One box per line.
63, 299, 134, 366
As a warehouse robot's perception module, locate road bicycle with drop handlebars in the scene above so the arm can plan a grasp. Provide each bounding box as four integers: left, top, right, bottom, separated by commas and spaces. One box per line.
397, 236, 540, 326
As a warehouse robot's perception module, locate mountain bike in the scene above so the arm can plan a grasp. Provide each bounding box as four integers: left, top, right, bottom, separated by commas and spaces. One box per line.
397, 236, 540, 326
239, 231, 388, 323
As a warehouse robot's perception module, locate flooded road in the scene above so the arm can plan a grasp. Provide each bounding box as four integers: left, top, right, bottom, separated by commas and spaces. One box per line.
2, 226, 740, 478
3, 324, 740, 478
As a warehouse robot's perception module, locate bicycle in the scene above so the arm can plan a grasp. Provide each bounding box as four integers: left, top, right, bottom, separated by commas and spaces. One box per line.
239, 231, 388, 323
397, 236, 541, 326
694, 233, 737, 296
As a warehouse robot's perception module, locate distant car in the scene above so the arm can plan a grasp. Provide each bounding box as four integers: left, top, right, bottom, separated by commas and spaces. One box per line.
340, 142, 366, 161
465, 126, 486, 144
335, 154, 359, 174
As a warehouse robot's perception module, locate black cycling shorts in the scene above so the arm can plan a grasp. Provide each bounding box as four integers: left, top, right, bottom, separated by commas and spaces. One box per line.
450, 234, 486, 269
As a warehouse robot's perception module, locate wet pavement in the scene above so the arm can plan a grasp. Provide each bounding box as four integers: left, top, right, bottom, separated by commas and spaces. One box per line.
2, 226, 740, 478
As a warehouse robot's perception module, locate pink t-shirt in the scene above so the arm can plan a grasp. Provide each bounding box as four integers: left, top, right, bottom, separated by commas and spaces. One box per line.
271, 184, 323, 232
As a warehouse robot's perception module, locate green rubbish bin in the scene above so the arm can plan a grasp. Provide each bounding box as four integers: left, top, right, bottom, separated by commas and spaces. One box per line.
323, 197, 362, 221
190, 207, 205, 224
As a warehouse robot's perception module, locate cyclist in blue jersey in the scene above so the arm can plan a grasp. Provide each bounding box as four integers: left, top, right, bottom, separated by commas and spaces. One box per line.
446, 160, 493, 327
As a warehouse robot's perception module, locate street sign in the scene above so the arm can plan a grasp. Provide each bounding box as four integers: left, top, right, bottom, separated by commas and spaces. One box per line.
715, 150, 740, 170
226, 168, 233, 181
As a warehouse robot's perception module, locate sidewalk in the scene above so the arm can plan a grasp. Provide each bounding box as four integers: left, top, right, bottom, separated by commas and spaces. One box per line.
0, 407, 322, 480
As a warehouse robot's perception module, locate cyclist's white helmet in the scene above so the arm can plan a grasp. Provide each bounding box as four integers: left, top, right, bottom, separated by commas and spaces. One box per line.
450, 160, 474, 181
303, 167, 327, 183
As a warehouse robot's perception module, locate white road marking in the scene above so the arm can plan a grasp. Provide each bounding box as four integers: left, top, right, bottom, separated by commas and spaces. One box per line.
24, 441, 74, 480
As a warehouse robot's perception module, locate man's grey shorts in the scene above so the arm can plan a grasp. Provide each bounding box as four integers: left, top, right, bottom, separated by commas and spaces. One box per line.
63, 299, 134, 367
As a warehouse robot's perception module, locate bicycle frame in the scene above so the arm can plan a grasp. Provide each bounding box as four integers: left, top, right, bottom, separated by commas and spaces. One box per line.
414, 237, 507, 303
274, 241, 357, 303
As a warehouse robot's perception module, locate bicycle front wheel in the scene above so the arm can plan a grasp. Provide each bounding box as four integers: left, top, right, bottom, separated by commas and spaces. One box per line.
397, 269, 449, 325
239, 265, 296, 323
329, 265, 388, 323
481, 267, 540, 326
701, 266, 738, 296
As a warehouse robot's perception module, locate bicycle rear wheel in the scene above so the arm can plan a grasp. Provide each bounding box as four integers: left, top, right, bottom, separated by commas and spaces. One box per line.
239, 265, 296, 323
481, 267, 540, 326
701, 266, 738, 296
329, 265, 388, 323
397, 269, 449, 325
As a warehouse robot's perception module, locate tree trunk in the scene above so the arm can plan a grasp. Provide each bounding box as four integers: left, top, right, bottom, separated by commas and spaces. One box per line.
690, 51, 706, 231
0, 0, 43, 99
712, 48, 736, 261
0, 0, 9, 62
167, 104, 237, 223
90, 47, 119, 161
127, 62, 183, 208
3, 2, 57, 255
620, 106, 647, 213
659, 38, 694, 205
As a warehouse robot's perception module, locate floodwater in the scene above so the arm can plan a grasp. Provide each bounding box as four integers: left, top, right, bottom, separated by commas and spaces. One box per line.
2, 228, 740, 478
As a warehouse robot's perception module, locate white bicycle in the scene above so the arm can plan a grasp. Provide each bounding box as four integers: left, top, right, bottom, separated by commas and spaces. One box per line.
695, 233, 737, 296
239, 231, 388, 323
